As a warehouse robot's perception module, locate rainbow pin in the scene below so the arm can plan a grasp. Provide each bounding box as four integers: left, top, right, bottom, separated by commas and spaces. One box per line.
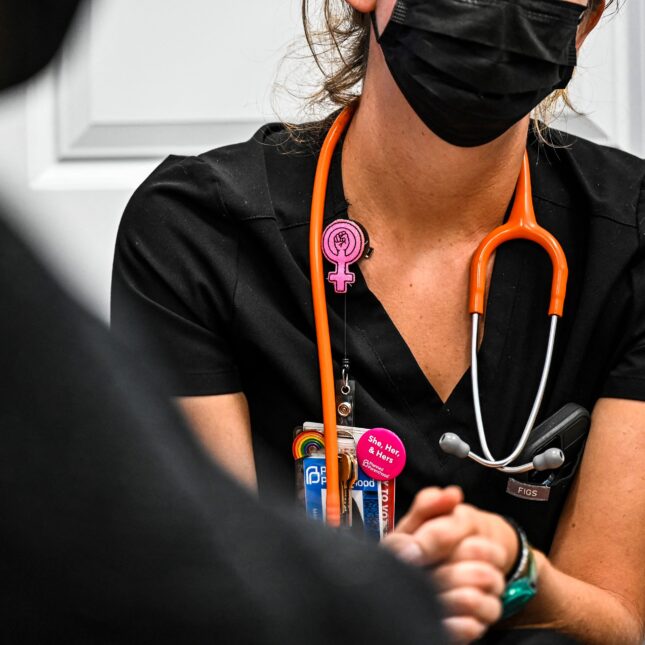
292, 431, 325, 460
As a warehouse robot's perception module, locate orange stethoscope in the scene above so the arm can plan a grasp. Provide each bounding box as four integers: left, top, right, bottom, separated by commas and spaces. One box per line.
310, 105, 568, 527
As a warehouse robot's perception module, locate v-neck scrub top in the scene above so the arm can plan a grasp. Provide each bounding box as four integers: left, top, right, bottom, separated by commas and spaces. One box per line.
111, 123, 645, 553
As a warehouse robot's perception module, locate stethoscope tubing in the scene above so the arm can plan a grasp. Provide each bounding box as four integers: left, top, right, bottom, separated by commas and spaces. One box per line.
470, 314, 559, 471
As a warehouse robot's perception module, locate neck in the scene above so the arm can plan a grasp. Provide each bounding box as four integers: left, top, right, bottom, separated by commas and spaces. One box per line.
342, 50, 529, 249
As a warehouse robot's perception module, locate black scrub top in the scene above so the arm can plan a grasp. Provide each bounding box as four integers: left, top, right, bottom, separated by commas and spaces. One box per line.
112, 121, 645, 553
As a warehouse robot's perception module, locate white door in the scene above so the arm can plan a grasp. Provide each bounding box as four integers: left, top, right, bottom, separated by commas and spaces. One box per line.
0, 0, 642, 321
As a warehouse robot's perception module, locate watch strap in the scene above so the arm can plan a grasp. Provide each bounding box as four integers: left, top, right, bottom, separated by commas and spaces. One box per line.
502, 518, 538, 619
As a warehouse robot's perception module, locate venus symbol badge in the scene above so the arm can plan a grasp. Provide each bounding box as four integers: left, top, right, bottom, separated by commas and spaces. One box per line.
322, 220, 367, 293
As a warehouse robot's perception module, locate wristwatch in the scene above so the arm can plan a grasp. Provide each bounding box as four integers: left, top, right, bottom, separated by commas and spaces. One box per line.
502, 518, 538, 620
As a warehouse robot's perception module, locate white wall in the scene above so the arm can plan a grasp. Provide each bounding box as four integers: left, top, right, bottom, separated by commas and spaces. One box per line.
0, 0, 643, 321
554, 0, 645, 155
0, 0, 304, 319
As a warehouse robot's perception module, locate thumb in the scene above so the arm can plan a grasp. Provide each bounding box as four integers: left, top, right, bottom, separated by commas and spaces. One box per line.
381, 533, 426, 567
395, 486, 463, 534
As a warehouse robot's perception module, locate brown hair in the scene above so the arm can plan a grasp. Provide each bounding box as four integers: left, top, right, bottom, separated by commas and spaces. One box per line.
300, 0, 618, 130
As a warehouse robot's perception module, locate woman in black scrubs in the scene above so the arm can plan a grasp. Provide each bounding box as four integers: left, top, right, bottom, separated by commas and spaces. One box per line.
112, 0, 645, 642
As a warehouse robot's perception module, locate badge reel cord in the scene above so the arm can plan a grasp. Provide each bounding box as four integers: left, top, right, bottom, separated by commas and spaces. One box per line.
310, 106, 570, 526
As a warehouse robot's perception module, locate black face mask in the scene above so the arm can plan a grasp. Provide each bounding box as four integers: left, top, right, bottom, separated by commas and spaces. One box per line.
373, 0, 587, 147
0, 0, 83, 92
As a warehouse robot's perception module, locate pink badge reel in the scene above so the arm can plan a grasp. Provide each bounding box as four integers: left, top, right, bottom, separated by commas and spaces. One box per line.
322, 219, 366, 293
356, 428, 407, 481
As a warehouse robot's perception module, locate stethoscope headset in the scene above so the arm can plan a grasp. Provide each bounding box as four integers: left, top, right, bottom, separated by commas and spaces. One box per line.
310, 105, 569, 525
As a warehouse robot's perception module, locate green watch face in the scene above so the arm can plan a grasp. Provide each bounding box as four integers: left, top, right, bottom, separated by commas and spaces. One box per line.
501, 578, 538, 620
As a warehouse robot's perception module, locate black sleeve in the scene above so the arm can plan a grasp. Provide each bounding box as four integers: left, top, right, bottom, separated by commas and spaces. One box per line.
111, 155, 242, 396
1, 213, 445, 644
601, 178, 645, 401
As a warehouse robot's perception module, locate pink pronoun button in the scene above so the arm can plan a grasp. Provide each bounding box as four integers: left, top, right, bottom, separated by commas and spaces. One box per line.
356, 428, 406, 481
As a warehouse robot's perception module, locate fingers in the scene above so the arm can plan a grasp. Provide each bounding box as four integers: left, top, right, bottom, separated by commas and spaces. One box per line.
395, 486, 464, 534
381, 533, 426, 566
383, 515, 475, 568
449, 535, 507, 571
432, 561, 505, 596
442, 616, 491, 645
386, 508, 486, 568
440, 587, 502, 626
409, 505, 478, 566
388, 499, 490, 569
390, 493, 509, 645
434, 543, 506, 644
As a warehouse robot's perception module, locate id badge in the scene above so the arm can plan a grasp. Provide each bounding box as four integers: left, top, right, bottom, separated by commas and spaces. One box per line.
293, 422, 400, 540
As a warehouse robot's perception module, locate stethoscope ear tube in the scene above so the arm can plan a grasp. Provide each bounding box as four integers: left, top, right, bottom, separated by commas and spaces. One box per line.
467, 314, 560, 471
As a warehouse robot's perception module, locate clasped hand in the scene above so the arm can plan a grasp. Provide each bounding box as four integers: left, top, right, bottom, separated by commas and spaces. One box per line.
382, 487, 519, 644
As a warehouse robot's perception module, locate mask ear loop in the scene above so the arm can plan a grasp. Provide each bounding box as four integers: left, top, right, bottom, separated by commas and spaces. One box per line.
370, 1, 408, 43
369, 11, 382, 41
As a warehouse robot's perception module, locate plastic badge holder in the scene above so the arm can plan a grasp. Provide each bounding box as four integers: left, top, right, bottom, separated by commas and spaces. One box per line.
294, 423, 396, 540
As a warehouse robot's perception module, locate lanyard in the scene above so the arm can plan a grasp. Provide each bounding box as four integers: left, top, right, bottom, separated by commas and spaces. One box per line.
309, 106, 355, 526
